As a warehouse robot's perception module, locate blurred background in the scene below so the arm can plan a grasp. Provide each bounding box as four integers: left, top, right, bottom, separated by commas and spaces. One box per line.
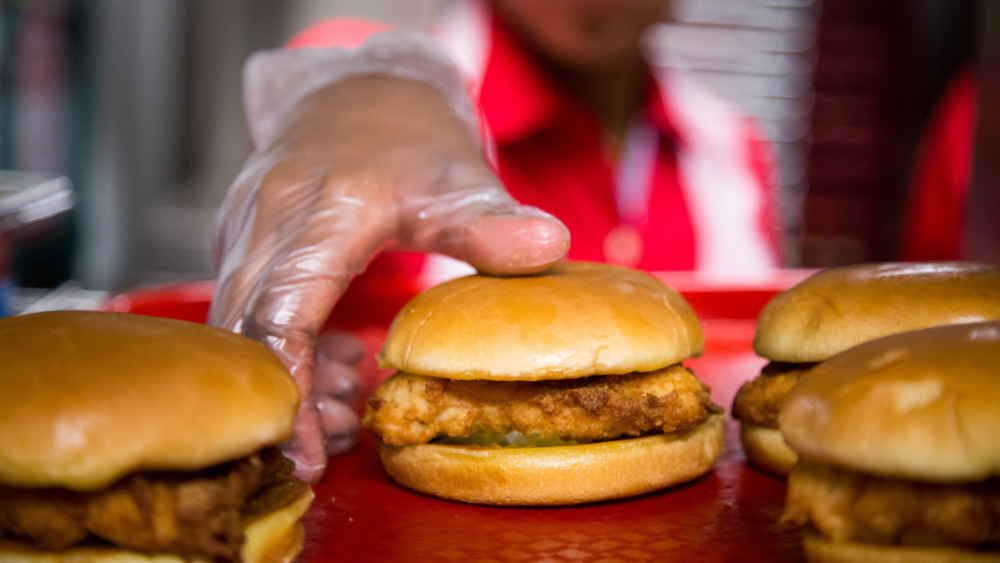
0, 0, 987, 296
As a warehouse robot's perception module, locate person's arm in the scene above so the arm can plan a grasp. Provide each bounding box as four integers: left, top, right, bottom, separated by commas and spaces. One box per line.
210, 25, 570, 484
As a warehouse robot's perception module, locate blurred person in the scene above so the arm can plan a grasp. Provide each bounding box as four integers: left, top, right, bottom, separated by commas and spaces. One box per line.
900, 63, 976, 260
210, 0, 783, 484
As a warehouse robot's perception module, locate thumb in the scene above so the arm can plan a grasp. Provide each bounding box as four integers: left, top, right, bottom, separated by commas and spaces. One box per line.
402, 180, 571, 275
443, 206, 570, 275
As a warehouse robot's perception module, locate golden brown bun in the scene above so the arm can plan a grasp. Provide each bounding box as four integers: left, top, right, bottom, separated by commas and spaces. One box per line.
378, 261, 703, 381
239, 487, 314, 563
378, 413, 724, 505
781, 321, 1000, 482
802, 530, 1000, 562
754, 262, 1000, 362
0, 487, 314, 563
739, 423, 797, 478
0, 311, 300, 490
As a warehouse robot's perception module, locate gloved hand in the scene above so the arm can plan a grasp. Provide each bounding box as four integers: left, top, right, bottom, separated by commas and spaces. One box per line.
311, 331, 365, 456
209, 32, 570, 484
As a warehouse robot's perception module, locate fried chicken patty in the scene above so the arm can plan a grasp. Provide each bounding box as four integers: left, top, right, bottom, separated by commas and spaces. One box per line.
782, 460, 1000, 549
363, 363, 722, 446
0, 448, 307, 561
731, 362, 813, 428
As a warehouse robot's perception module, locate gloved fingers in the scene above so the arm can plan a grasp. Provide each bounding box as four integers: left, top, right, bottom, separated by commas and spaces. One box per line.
213, 162, 395, 482
209, 157, 332, 333
317, 396, 360, 456
210, 248, 273, 334
240, 173, 398, 479
434, 206, 571, 275
280, 401, 328, 484
402, 184, 571, 275
240, 178, 390, 361
314, 331, 364, 402
314, 357, 360, 402
211, 151, 280, 272
316, 329, 367, 367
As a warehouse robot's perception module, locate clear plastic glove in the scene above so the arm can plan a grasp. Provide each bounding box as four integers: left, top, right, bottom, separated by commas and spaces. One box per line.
209, 32, 570, 484
312, 331, 365, 456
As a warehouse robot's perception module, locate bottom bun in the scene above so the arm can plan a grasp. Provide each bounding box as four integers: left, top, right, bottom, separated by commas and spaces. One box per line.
379, 413, 724, 505
0, 488, 314, 563
740, 422, 798, 478
803, 530, 1000, 563
240, 487, 314, 563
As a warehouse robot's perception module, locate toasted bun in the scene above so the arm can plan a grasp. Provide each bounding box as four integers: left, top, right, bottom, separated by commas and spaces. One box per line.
802, 530, 999, 562
739, 423, 798, 478
0, 311, 300, 490
239, 487, 314, 563
378, 413, 724, 505
0, 487, 314, 563
754, 262, 1000, 362
378, 261, 703, 381
781, 321, 1000, 482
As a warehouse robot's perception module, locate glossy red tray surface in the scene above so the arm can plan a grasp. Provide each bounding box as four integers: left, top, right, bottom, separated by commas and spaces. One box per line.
105, 271, 810, 562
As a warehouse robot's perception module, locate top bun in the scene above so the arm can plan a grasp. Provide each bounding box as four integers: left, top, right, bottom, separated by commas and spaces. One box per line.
0, 311, 299, 490
378, 261, 703, 380
780, 321, 1000, 482
754, 261, 1000, 362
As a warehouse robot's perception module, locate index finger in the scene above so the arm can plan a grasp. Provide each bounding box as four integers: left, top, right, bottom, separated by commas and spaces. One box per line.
240, 174, 392, 377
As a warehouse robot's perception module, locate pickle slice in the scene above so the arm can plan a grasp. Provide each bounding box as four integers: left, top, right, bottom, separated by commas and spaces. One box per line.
433, 431, 579, 448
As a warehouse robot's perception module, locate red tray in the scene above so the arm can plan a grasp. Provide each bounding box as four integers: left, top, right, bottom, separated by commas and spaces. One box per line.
104, 270, 811, 562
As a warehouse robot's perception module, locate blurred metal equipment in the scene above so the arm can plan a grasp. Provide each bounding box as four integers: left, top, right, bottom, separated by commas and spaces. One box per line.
965, 0, 1000, 262
13, 280, 108, 315
0, 171, 74, 316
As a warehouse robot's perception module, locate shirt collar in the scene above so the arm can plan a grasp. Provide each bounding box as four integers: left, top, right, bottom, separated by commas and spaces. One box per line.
642, 73, 684, 149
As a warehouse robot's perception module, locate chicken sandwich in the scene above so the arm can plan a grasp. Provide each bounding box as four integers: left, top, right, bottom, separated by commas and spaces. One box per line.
363, 261, 724, 505
732, 261, 1000, 477
780, 321, 1000, 560
0, 311, 313, 562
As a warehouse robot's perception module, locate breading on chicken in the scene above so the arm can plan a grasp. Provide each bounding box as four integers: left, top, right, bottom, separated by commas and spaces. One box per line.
731, 362, 813, 428
363, 364, 722, 446
782, 460, 1000, 549
0, 449, 306, 561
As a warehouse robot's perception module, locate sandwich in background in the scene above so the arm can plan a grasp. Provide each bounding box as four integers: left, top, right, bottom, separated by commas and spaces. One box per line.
0, 311, 313, 562
731, 261, 1000, 477
363, 261, 724, 505
780, 321, 1000, 561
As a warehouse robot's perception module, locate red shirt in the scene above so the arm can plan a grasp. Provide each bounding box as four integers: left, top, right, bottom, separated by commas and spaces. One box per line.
478, 12, 695, 270
286, 8, 779, 276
